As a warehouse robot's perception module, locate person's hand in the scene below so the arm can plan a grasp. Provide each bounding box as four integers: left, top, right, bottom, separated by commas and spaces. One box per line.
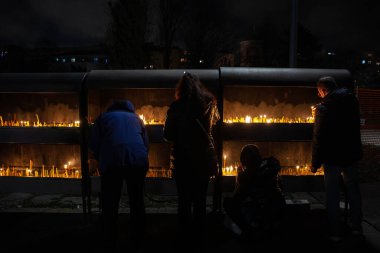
310, 166, 319, 173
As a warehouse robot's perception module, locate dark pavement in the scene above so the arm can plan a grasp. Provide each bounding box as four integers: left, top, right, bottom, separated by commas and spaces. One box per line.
1, 182, 380, 253
0, 205, 378, 253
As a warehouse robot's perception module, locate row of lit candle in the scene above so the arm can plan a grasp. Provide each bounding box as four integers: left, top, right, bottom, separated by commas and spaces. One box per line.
0, 167, 81, 178
221, 164, 323, 176
146, 168, 172, 178
0, 166, 322, 178
0, 160, 81, 178
224, 115, 315, 124
138, 115, 165, 125
1, 113, 316, 127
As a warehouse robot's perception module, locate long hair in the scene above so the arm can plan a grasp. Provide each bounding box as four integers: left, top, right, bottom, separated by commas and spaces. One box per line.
175, 72, 216, 114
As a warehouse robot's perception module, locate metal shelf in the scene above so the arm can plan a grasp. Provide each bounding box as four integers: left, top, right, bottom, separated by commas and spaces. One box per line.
0, 127, 81, 144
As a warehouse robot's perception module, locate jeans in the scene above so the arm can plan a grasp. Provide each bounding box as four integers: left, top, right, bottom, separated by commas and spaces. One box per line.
323, 163, 363, 235
101, 168, 147, 246
174, 171, 210, 238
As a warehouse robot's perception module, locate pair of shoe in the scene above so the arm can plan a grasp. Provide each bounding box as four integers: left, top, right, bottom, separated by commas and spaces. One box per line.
351, 225, 363, 236
328, 235, 343, 243
352, 229, 362, 235
238, 229, 256, 243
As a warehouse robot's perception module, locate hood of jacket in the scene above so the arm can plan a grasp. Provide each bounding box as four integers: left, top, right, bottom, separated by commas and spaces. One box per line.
106, 100, 135, 113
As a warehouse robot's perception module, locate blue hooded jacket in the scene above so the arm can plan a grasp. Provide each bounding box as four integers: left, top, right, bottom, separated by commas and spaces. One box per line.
90, 100, 149, 174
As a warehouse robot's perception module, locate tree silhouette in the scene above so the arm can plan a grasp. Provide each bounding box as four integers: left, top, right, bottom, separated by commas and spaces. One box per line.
183, 0, 238, 68
106, 0, 148, 69
157, 0, 187, 69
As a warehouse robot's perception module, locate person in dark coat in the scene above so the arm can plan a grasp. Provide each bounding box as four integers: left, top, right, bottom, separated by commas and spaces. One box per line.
223, 144, 286, 240
89, 99, 149, 250
311, 76, 363, 241
163, 72, 220, 242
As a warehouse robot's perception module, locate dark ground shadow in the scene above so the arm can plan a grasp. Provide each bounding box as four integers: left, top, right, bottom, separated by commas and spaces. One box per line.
0, 208, 378, 253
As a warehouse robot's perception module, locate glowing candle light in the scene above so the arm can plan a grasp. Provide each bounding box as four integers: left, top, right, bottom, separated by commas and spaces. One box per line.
29, 160, 33, 173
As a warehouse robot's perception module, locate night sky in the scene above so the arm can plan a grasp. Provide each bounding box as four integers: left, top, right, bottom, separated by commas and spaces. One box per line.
1, 0, 379, 52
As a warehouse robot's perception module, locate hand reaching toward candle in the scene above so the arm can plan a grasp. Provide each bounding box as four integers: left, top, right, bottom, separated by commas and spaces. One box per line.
311, 166, 319, 173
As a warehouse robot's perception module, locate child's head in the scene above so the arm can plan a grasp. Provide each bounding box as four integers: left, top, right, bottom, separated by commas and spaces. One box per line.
240, 144, 262, 168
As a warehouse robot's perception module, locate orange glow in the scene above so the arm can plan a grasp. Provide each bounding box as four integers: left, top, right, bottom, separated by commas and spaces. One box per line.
0, 115, 80, 127
0, 164, 82, 178
145, 167, 172, 178
279, 165, 324, 176
224, 115, 314, 124
221, 163, 323, 176
139, 114, 165, 125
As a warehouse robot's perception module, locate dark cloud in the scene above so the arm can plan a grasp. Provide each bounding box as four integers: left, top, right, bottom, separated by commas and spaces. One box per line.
299, 0, 380, 51
0, 0, 109, 47
0, 0, 379, 52
226, 0, 290, 27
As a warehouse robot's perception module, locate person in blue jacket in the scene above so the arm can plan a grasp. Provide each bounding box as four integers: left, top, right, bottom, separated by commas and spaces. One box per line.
89, 99, 149, 250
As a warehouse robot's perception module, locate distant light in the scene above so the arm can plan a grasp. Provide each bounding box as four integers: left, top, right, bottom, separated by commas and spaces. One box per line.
327, 52, 336, 56
361, 60, 366, 64
199, 59, 204, 64
93, 57, 99, 63
105, 58, 108, 64
149, 65, 154, 69
62, 59, 66, 63
71, 58, 76, 63
55, 58, 59, 62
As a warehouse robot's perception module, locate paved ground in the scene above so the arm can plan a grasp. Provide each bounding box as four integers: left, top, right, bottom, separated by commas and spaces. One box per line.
1, 182, 380, 253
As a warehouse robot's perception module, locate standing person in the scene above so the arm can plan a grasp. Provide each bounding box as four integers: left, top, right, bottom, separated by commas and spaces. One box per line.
223, 144, 286, 241
163, 72, 220, 243
89, 99, 149, 251
311, 76, 363, 241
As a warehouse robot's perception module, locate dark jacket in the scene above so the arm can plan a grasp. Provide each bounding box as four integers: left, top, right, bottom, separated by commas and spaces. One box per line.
312, 88, 362, 168
234, 157, 286, 220
90, 100, 149, 174
163, 99, 219, 177
235, 157, 284, 204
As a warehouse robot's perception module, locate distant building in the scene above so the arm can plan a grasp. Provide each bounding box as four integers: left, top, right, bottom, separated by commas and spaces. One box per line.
49, 46, 109, 72
214, 53, 235, 68
0, 46, 110, 73
144, 44, 188, 69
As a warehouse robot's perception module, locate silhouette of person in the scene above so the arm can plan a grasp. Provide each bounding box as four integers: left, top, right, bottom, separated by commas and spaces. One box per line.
163, 72, 220, 243
223, 144, 286, 240
311, 76, 363, 241
89, 99, 149, 251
